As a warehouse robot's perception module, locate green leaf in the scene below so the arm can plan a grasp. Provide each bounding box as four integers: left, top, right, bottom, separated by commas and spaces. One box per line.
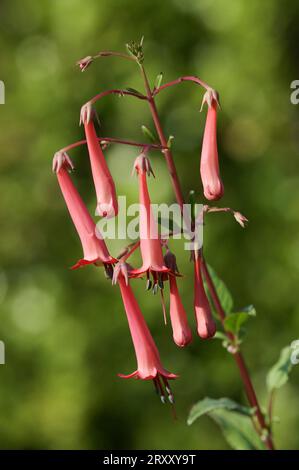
210, 409, 265, 450
266, 346, 293, 392
224, 305, 256, 335
206, 265, 234, 314
141, 125, 156, 143
187, 397, 263, 450
154, 72, 163, 89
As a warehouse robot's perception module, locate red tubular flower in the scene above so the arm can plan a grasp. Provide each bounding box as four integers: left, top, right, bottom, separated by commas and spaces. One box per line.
164, 250, 192, 347
52, 151, 115, 271
200, 88, 224, 201
130, 153, 170, 286
80, 103, 118, 218
116, 271, 177, 403
169, 276, 192, 347
193, 254, 216, 339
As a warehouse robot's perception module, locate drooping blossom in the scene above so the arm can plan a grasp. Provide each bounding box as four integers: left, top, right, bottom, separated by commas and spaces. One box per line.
164, 250, 192, 347
76, 56, 93, 72
200, 88, 224, 201
115, 269, 177, 403
193, 253, 216, 339
80, 102, 118, 218
52, 151, 115, 271
130, 152, 171, 287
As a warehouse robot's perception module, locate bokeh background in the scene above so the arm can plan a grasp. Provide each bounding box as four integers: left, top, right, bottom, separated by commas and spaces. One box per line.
0, 0, 299, 450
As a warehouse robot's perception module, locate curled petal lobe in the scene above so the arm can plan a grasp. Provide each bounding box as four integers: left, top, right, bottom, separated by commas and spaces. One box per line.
112, 261, 131, 286
132, 152, 155, 177
118, 370, 177, 381
200, 87, 220, 111
80, 102, 99, 126
52, 151, 74, 173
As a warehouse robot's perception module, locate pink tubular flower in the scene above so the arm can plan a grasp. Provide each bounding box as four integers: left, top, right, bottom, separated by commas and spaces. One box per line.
169, 276, 192, 347
164, 250, 192, 347
52, 151, 115, 271
193, 254, 216, 339
200, 88, 224, 201
80, 103, 118, 218
117, 272, 177, 403
130, 153, 171, 286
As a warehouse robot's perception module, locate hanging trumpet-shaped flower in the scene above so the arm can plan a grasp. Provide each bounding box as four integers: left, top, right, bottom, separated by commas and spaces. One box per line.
52, 151, 115, 271
164, 250, 192, 347
130, 152, 171, 288
115, 269, 177, 403
80, 102, 118, 218
193, 253, 216, 339
200, 88, 224, 201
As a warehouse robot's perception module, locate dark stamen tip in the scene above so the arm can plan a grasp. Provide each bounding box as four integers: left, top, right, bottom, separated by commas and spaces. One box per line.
104, 264, 114, 280
160, 395, 166, 404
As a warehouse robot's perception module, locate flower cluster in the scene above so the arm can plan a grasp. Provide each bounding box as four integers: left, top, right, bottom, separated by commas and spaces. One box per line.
53, 53, 228, 405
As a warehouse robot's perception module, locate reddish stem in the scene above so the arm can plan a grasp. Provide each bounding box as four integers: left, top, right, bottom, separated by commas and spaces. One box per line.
140, 66, 185, 212
200, 245, 274, 450
60, 137, 166, 154
140, 64, 275, 451
119, 240, 140, 263
89, 88, 147, 106
153, 75, 211, 96
94, 51, 136, 62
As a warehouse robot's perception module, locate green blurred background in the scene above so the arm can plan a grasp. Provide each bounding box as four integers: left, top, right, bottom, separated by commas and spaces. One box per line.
0, 0, 298, 450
